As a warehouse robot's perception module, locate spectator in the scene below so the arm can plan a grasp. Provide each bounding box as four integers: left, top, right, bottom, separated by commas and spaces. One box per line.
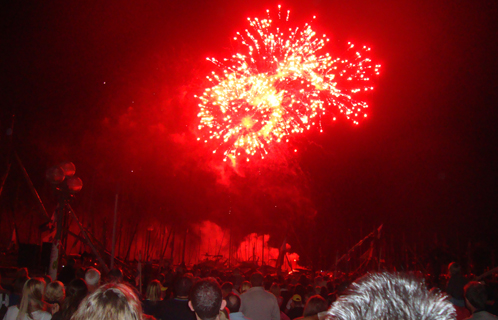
42, 277, 52, 288
142, 280, 162, 317
327, 272, 455, 320
240, 282, 251, 295
44, 281, 65, 312
447, 262, 468, 308
221, 283, 233, 298
464, 281, 498, 320
225, 293, 250, 320
285, 285, 305, 314
157, 276, 195, 320
240, 272, 280, 320
0, 273, 10, 319
270, 283, 283, 307
52, 279, 88, 320
287, 295, 304, 320
84, 268, 101, 294
58, 259, 76, 285
71, 283, 142, 320
302, 295, 327, 318
15, 269, 29, 279
269, 283, 290, 320
16, 278, 51, 320
9, 276, 29, 307
188, 278, 226, 320
108, 268, 123, 284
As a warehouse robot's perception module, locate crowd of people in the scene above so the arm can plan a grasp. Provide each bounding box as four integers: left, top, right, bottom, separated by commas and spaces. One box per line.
0, 261, 497, 320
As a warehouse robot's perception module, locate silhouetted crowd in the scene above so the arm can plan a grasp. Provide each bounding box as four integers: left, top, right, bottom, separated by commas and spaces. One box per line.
0, 260, 497, 320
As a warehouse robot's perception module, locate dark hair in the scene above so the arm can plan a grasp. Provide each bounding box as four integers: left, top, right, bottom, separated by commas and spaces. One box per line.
304, 295, 328, 317
61, 278, 88, 320
221, 282, 233, 296
108, 268, 123, 283
465, 281, 487, 310
225, 292, 241, 313
190, 278, 222, 320
448, 262, 461, 276
294, 284, 306, 299
14, 276, 30, 294
250, 272, 263, 287
175, 276, 193, 297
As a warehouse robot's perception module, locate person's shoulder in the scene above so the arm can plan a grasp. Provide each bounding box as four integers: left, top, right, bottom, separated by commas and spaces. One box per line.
4, 306, 19, 320
32, 310, 52, 320
465, 311, 498, 320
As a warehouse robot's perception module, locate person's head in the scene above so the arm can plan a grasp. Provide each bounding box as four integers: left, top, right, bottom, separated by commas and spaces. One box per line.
250, 272, 264, 287
61, 278, 89, 320
17, 278, 46, 320
175, 276, 193, 298
221, 282, 233, 298
72, 283, 142, 320
294, 284, 306, 297
304, 295, 328, 317
66, 258, 76, 267
448, 262, 461, 277
240, 281, 251, 294
225, 292, 241, 313
45, 281, 65, 303
85, 268, 101, 292
16, 268, 29, 279
146, 280, 162, 302
291, 294, 303, 308
189, 278, 226, 320
270, 283, 281, 299
464, 281, 487, 311
14, 276, 30, 295
108, 268, 123, 284
327, 272, 455, 320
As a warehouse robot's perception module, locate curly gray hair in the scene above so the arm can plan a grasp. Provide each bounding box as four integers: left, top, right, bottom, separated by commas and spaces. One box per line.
327, 272, 456, 320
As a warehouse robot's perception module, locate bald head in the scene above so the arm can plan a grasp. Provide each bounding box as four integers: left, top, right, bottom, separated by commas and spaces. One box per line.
225, 293, 241, 313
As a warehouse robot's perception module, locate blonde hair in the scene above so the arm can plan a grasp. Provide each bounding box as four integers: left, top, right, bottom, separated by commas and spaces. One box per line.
45, 281, 65, 303
72, 283, 142, 320
17, 278, 46, 320
146, 280, 162, 302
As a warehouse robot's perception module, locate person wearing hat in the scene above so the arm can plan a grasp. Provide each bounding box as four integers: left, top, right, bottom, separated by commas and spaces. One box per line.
287, 294, 304, 320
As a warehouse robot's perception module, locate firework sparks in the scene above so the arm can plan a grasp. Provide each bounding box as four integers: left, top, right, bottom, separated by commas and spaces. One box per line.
196, 7, 381, 163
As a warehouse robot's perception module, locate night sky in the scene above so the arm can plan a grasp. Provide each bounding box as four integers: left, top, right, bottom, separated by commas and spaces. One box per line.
1, 0, 497, 267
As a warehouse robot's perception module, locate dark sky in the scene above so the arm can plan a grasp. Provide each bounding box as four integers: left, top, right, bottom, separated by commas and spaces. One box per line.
1, 0, 497, 264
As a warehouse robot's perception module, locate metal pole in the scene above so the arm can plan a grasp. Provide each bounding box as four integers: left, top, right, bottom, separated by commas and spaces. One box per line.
111, 185, 119, 269
15, 152, 50, 220
68, 205, 110, 273
262, 234, 264, 266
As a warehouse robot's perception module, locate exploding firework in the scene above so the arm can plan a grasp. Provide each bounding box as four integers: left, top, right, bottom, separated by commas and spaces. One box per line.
196, 6, 381, 163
